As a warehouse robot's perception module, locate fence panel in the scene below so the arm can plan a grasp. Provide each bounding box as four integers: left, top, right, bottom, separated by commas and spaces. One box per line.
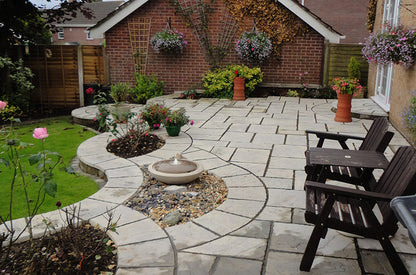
18, 45, 104, 111
326, 44, 369, 86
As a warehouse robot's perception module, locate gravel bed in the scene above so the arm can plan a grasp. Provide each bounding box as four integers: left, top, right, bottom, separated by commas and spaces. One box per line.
124, 166, 228, 228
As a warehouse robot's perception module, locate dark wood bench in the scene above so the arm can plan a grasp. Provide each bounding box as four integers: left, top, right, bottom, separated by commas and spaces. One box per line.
300, 146, 416, 275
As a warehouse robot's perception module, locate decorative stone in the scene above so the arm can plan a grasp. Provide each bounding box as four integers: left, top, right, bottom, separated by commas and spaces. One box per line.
165, 185, 187, 194
163, 211, 182, 226
187, 192, 199, 197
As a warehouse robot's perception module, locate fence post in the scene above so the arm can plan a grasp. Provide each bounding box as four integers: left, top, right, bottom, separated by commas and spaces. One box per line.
322, 40, 330, 86
78, 45, 84, 106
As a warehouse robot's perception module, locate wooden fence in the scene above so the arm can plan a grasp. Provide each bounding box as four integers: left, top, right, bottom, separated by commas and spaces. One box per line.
19, 45, 105, 111
323, 43, 369, 86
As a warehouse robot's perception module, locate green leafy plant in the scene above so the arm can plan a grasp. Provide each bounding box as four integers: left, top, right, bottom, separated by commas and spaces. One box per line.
139, 103, 169, 129
348, 57, 361, 80
286, 89, 299, 97
0, 57, 34, 113
331, 77, 363, 95
130, 73, 164, 104
109, 82, 132, 103
180, 89, 198, 99
202, 64, 263, 98
0, 103, 66, 257
163, 107, 193, 127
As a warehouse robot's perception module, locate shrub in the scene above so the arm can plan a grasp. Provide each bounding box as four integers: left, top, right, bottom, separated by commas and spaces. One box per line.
130, 73, 164, 104
202, 65, 263, 98
0, 57, 34, 113
403, 92, 416, 143
110, 82, 132, 103
348, 57, 361, 80
139, 103, 169, 129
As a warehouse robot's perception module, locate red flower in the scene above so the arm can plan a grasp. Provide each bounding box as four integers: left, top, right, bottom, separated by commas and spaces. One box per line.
86, 87, 94, 94
234, 70, 239, 76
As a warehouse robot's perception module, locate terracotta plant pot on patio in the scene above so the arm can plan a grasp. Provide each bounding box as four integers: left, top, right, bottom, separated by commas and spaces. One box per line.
334, 93, 353, 122
233, 77, 245, 101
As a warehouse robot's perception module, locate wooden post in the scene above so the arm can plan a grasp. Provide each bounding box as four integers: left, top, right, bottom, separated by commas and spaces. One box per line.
322, 40, 330, 86
78, 45, 84, 106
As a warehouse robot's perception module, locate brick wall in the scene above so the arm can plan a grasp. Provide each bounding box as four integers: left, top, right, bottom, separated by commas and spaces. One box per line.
105, 0, 325, 93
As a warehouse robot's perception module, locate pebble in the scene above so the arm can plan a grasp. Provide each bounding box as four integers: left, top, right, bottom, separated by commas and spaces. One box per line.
164, 185, 187, 194
163, 210, 182, 226
124, 167, 228, 228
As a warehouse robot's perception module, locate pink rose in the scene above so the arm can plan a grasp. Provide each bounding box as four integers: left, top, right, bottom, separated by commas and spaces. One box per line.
0, 101, 6, 110
33, 128, 49, 139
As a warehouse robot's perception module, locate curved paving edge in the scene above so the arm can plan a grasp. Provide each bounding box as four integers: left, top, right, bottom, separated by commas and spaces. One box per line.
79, 129, 268, 274
1, 123, 268, 274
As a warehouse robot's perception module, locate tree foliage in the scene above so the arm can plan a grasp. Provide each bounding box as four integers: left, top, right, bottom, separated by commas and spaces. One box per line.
0, 0, 93, 55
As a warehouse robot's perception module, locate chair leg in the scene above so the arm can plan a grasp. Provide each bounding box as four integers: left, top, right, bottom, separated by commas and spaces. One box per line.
379, 236, 409, 275
300, 223, 326, 271
300, 196, 335, 271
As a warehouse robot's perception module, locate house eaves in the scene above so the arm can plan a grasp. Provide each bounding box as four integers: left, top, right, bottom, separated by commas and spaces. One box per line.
278, 0, 344, 43
89, 0, 149, 39
89, 0, 344, 43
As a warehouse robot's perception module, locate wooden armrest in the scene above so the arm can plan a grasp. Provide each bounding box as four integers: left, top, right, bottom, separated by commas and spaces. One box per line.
305, 181, 395, 202
305, 130, 365, 142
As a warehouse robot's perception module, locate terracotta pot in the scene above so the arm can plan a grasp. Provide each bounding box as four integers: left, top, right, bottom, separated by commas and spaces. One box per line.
334, 93, 353, 122
233, 77, 245, 101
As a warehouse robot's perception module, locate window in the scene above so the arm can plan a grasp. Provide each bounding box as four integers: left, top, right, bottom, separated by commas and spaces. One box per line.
86, 30, 93, 40
57, 27, 64, 40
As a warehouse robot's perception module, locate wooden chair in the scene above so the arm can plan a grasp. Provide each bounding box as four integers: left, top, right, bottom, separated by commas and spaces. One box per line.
306, 117, 391, 151
300, 146, 416, 275
305, 117, 394, 189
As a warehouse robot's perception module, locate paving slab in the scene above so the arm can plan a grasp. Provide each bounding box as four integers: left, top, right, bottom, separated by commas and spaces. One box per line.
183, 235, 267, 260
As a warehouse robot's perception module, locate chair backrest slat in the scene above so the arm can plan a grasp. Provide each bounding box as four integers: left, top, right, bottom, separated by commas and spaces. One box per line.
375, 147, 416, 226
359, 117, 389, 151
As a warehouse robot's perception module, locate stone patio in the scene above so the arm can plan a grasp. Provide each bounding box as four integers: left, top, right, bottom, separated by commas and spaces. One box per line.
3, 96, 415, 274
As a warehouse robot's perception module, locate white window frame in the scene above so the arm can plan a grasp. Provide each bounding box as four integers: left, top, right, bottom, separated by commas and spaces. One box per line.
57, 27, 64, 40
85, 30, 93, 41
373, 0, 401, 111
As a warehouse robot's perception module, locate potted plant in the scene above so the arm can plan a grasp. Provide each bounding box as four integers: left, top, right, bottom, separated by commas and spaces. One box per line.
139, 103, 169, 130
362, 24, 416, 68
150, 28, 187, 55
163, 107, 193, 136
331, 77, 363, 122
235, 30, 272, 65
109, 82, 132, 123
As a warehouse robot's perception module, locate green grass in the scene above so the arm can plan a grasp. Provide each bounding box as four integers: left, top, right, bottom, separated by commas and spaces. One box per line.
0, 116, 99, 221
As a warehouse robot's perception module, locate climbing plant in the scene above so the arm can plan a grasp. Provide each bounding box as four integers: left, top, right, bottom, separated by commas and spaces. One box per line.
169, 0, 239, 68
225, 0, 310, 58
367, 0, 378, 32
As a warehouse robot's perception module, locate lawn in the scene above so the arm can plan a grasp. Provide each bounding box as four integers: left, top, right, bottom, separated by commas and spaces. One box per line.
0, 116, 99, 221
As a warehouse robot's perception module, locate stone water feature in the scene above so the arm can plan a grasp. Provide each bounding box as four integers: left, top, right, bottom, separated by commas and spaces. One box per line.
148, 153, 204, 184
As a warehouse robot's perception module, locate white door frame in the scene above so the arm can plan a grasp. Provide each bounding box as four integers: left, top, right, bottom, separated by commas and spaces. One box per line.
372, 0, 400, 111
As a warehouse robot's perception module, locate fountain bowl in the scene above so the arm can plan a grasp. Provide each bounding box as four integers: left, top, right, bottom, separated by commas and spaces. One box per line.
148, 155, 204, 185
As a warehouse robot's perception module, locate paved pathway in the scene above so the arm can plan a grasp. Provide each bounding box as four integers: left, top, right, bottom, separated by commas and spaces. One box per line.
5, 97, 416, 274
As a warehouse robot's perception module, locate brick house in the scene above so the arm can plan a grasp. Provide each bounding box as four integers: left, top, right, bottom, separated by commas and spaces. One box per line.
367, 0, 416, 143
89, 0, 344, 93
52, 1, 123, 45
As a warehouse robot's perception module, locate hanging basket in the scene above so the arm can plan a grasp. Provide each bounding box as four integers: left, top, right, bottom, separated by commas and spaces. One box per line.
150, 17, 187, 54
235, 20, 272, 65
